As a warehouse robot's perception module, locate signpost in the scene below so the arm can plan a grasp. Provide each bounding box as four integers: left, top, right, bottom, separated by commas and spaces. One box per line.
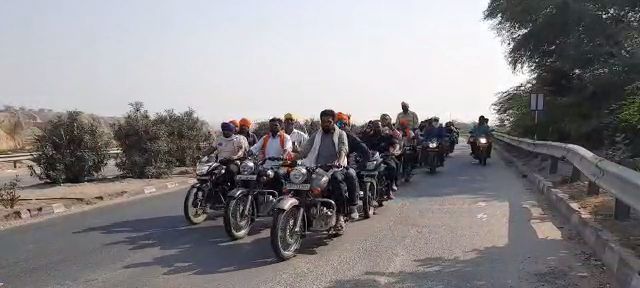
530, 93, 544, 140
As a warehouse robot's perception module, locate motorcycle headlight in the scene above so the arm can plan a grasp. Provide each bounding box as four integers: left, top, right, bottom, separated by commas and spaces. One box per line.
290, 167, 308, 184
196, 164, 212, 176
239, 161, 255, 175
428, 141, 438, 148
479, 137, 488, 144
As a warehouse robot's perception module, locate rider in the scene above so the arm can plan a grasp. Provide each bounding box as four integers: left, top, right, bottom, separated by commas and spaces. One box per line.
283, 113, 309, 153
469, 116, 493, 158
209, 122, 249, 184
421, 118, 446, 166
444, 121, 459, 150
298, 109, 350, 231
336, 112, 371, 221
249, 118, 293, 193
396, 101, 419, 130
380, 113, 401, 139
361, 120, 400, 197
250, 117, 293, 167
238, 118, 258, 147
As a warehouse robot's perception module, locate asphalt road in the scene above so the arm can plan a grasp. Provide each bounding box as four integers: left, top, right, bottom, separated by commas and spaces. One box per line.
0, 144, 612, 288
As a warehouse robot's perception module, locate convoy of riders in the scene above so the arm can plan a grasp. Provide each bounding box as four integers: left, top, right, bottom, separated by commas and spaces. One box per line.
185, 102, 493, 260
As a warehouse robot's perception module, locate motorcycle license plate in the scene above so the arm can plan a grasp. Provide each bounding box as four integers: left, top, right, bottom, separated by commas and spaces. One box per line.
285, 183, 310, 190
478, 143, 489, 147
236, 175, 257, 181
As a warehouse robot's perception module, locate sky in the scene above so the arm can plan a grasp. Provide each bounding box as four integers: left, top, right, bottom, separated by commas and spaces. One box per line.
0, 0, 526, 124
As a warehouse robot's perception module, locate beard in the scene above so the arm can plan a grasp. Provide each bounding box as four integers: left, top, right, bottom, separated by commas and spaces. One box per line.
322, 126, 334, 133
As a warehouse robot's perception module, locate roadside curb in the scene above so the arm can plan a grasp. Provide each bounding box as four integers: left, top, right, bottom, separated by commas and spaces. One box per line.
2, 177, 195, 223
496, 144, 640, 288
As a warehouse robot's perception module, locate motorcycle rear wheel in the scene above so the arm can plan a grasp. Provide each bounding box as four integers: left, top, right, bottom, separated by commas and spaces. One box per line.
271, 207, 302, 261
183, 187, 208, 225
224, 194, 253, 240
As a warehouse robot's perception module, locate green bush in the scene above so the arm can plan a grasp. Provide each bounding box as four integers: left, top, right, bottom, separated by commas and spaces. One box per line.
29, 111, 111, 183
112, 102, 174, 178
154, 109, 209, 166
0, 175, 21, 209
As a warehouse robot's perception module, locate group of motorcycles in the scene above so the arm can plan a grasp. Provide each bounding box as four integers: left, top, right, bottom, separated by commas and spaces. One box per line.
183, 129, 491, 261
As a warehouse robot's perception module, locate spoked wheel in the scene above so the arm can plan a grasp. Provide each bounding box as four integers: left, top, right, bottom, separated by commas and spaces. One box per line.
362, 182, 375, 219
183, 187, 208, 225
271, 207, 303, 261
224, 194, 253, 240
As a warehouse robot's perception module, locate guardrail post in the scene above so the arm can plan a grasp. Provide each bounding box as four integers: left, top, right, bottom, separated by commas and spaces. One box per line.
570, 166, 581, 182
614, 198, 631, 221
13, 160, 17, 169
587, 181, 600, 196
549, 157, 558, 174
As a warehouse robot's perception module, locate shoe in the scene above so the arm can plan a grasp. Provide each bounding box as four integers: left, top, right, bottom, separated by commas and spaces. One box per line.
388, 191, 395, 200
334, 215, 345, 233
348, 206, 359, 221
391, 183, 398, 192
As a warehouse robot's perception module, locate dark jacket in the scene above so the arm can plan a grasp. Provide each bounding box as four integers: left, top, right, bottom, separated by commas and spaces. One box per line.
346, 131, 370, 164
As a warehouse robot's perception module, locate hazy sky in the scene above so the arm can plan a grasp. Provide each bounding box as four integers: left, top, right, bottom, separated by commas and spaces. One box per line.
0, 0, 525, 124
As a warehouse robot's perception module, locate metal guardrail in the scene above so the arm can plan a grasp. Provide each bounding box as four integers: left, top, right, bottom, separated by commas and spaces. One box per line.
0, 150, 122, 165
494, 132, 640, 220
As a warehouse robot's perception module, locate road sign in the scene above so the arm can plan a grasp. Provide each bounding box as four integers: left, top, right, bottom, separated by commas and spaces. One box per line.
530, 94, 544, 111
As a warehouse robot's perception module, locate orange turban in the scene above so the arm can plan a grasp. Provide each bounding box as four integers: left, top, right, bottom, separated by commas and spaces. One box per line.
229, 119, 239, 128
336, 112, 350, 125
239, 118, 252, 127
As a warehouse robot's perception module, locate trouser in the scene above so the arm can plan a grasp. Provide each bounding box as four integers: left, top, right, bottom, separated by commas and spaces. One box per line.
267, 171, 285, 195
329, 170, 348, 214
382, 157, 398, 184
344, 167, 359, 207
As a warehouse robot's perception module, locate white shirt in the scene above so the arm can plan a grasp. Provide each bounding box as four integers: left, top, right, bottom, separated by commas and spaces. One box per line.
250, 133, 293, 167
215, 135, 248, 160
288, 129, 309, 150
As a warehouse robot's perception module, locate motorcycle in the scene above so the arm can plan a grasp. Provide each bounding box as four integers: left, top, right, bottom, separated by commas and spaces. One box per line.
400, 144, 417, 182
270, 163, 345, 261
473, 135, 491, 166
447, 133, 457, 155
358, 152, 392, 215
423, 138, 441, 174
183, 155, 235, 225
223, 157, 283, 240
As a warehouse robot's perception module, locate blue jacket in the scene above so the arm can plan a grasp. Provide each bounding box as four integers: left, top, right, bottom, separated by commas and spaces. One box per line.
421, 126, 445, 142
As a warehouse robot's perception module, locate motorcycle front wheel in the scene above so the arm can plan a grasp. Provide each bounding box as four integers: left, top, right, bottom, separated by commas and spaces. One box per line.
224, 194, 253, 240
271, 207, 303, 261
183, 187, 208, 225
362, 182, 375, 219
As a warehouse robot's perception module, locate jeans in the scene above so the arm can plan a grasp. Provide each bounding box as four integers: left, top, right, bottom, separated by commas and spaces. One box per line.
329, 169, 348, 214
344, 167, 360, 207
382, 156, 398, 184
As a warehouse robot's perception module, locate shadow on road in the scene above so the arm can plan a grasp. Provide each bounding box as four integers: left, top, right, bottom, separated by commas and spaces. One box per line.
327, 147, 611, 287
74, 215, 279, 276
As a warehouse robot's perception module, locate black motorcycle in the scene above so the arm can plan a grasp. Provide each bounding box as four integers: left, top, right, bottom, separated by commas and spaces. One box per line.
223, 157, 283, 240
400, 144, 417, 182
357, 152, 392, 215
472, 135, 491, 166
183, 155, 236, 225
423, 138, 441, 174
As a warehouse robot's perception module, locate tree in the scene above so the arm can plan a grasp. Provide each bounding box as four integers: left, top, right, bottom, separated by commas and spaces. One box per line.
29, 111, 111, 183
154, 109, 209, 166
485, 0, 640, 148
112, 102, 174, 178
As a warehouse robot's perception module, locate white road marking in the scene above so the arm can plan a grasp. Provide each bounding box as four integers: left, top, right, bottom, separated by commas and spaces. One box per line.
476, 213, 488, 221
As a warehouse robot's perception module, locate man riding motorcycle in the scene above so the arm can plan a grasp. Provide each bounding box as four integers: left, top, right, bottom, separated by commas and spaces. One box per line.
398, 119, 417, 181
336, 112, 371, 221
444, 121, 459, 154
283, 113, 309, 153
207, 122, 249, 184
469, 116, 493, 159
238, 118, 259, 147
396, 101, 419, 130
421, 118, 446, 167
362, 120, 400, 197
298, 109, 350, 232
249, 117, 293, 193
